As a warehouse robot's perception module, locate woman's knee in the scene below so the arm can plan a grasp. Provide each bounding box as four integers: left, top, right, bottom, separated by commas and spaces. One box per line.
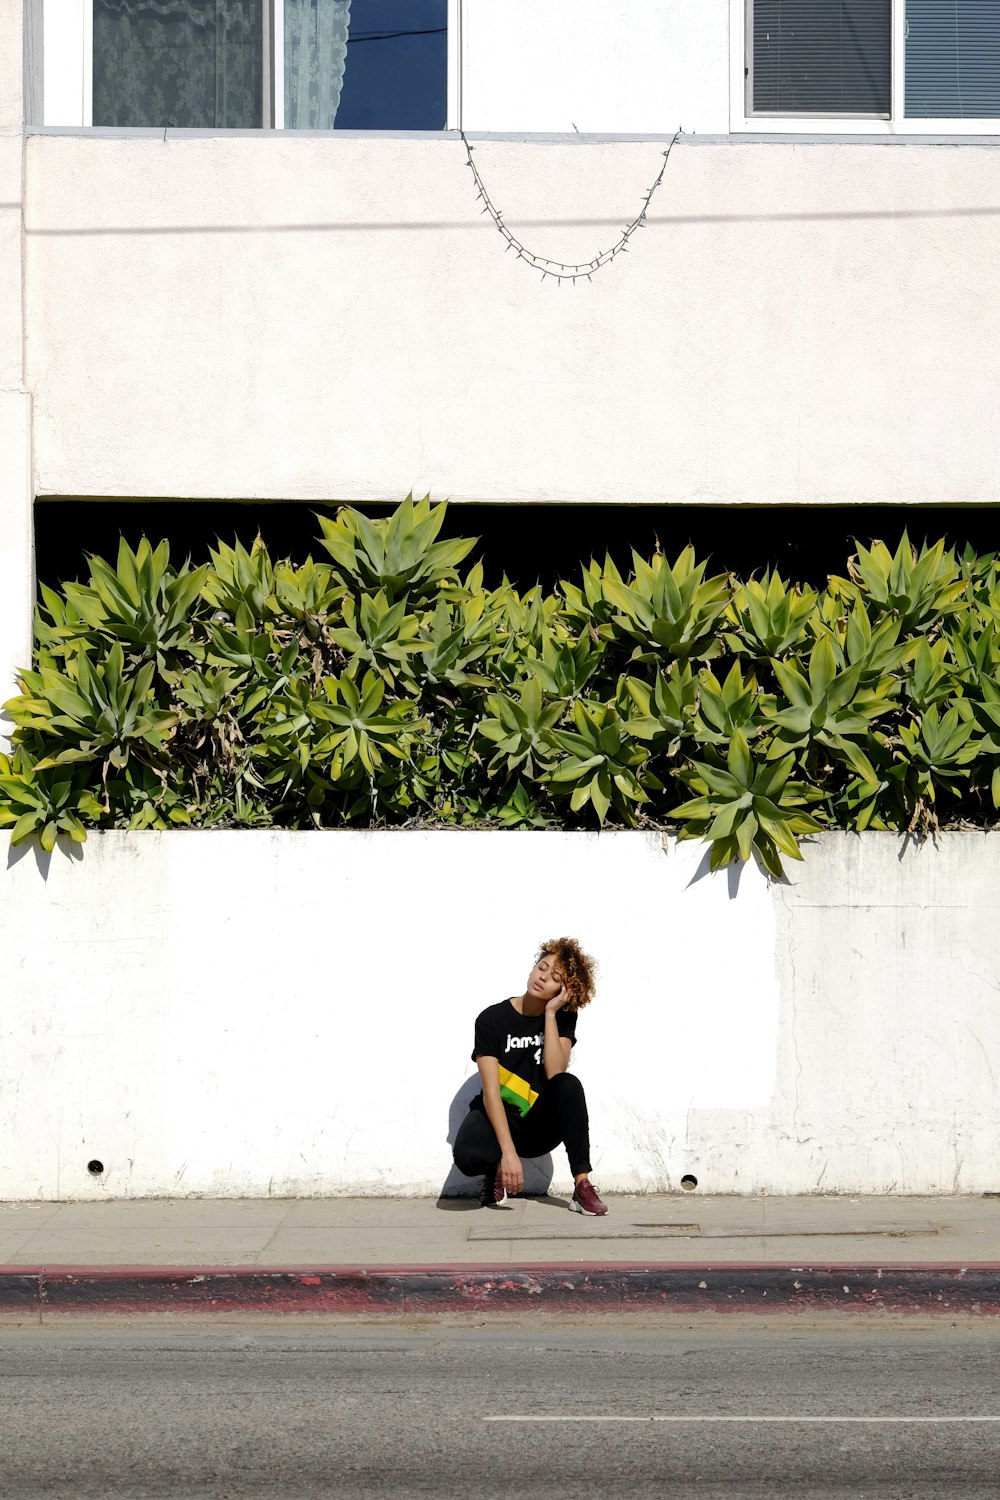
453, 1146, 482, 1177
547, 1071, 584, 1100
453, 1113, 500, 1177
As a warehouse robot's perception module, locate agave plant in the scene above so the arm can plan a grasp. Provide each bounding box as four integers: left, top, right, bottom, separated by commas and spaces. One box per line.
832, 534, 967, 633
202, 535, 276, 623
670, 730, 825, 877
257, 670, 420, 795
418, 591, 498, 690
691, 660, 766, 748
272, 556, 344, 626
316, 495, 477, 606
624, 662, 698, 758
764, 633, 897, 761
559, 556, 624, 633
477, 676, 563, 779
548, 700, 652, 825
946, 611, 1000, 695
6, 644, 178, 774
829, 735, 893, 832
599, 548, 731, 663
328, 590, 425, 687
47, 538, 208, 683
526, 630, 605, 703
0, 748, 104, 849
961, 673, 1000, 809
901, 636, 959, 712
171, 665, 263, 816
833, 598, 909, 682
725, 571, 818, 659
312, 672, 421, 777
490, 583, 563, 681
890, 705, 984, 830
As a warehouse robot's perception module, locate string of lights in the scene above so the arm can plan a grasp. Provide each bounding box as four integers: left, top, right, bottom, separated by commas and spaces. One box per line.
460, 130, 680, 283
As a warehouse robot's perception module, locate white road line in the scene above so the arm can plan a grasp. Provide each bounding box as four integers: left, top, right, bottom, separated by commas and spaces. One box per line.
484, 1415, 1000, 1424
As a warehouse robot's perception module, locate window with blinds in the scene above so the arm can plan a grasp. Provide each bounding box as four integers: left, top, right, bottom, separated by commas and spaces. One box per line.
906, 0, 1000, 117
750, 0, 892, 115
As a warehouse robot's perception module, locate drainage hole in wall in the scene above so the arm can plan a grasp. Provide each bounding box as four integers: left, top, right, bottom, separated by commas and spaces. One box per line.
87, 1159, 105, 1176
680, 1174, 698, 1191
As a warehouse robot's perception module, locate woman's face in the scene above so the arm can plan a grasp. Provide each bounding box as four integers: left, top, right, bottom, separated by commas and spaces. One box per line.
527, 952, 564, 1003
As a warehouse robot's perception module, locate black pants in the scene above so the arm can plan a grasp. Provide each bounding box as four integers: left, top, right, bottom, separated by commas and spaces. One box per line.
453, 1072, 592, 1179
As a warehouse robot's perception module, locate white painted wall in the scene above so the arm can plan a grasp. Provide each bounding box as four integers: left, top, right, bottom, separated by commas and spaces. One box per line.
2, 830, 999, 1201
461, 0, 729, 135
23, 134, 1000, 509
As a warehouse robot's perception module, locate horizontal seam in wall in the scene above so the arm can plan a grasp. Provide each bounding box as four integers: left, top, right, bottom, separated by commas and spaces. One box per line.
780, 904, 985, 910
23, 128, 1000, 148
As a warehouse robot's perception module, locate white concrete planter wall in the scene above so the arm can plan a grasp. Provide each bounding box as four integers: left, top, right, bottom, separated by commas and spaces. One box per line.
2, 829, 998, 1200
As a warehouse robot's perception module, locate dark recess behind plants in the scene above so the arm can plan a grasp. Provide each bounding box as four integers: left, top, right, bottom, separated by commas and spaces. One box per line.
33, 500, 1000, 593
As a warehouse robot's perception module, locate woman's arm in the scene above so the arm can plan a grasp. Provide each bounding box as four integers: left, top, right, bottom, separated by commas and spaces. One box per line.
542, 989, 572, 1079
477, 1055, 524, 1194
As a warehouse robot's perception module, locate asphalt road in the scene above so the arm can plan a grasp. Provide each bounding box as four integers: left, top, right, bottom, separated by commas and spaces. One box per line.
3, 1318, 1000, 1497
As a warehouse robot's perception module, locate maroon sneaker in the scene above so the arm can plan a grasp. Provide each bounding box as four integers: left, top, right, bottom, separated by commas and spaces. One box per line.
480, 1170, 506, 1207
570, 1179, 608, 1216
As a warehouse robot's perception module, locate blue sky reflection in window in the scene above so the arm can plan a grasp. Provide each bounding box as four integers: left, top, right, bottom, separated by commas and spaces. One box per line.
330, 0, 447, 130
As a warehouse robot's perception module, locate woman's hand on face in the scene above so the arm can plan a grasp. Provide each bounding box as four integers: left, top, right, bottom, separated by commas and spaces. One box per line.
500, 1150, 523, 1195
545, 985, 568, 1016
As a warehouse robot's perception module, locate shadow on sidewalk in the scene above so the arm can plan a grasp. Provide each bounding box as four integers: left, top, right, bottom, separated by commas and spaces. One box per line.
436, 1076, 557, 1209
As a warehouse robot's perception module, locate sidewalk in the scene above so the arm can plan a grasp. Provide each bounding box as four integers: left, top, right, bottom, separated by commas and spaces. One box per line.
1, 1194, 998, 1316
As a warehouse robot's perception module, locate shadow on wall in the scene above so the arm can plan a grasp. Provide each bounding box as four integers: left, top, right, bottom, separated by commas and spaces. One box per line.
5, 833, 84, 881
685, 842, 787, 898
437, 1074, 554, 1202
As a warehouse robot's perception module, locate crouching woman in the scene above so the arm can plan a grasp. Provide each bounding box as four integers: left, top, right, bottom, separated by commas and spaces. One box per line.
452, 937, 608, 1216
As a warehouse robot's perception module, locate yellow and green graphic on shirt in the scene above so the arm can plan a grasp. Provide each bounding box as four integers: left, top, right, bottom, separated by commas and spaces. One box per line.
499, 1065, 538, 1118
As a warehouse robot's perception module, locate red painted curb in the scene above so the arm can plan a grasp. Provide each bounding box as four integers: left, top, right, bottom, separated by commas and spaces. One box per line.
1, 1264, 998, 1316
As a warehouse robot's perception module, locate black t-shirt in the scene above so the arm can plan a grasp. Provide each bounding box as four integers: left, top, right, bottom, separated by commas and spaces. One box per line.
470, 998, 578, 1121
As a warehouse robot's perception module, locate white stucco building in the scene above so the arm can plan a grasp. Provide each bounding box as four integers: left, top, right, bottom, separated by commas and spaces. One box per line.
4, 1, 1000, 709
2, 3, 1000, 1198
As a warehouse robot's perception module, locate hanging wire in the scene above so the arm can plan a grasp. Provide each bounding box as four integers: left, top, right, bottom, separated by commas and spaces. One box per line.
460, 129, 681, 283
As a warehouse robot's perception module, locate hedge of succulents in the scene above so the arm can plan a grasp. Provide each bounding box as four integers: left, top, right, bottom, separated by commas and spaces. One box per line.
3, 496, 999, 875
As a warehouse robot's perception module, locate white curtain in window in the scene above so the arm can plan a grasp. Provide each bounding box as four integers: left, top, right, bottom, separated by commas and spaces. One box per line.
93, 0, 263, 128
285, 0, 352, 128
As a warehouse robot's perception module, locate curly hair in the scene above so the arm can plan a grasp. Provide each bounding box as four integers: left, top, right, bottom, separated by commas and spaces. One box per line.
537, 937, 597, 1013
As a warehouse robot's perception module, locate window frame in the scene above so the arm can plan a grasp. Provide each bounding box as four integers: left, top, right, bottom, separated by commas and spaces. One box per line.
731, 0, 1000, 135
46, 0, 462, 131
